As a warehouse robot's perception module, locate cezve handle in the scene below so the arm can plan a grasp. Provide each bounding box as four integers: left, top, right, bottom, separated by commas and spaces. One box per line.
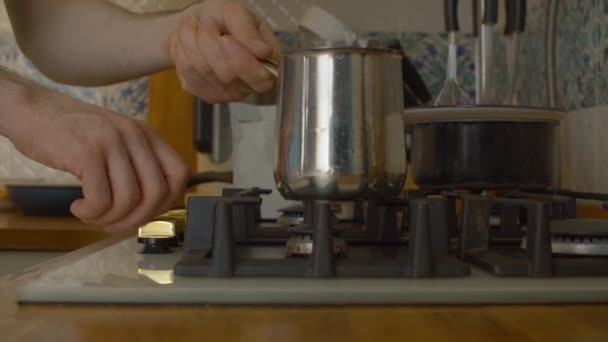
262, 60, 279, 78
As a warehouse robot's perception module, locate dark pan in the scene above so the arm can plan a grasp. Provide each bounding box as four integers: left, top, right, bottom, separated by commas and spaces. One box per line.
6, 185, 83, 216
6, 171, 233, 217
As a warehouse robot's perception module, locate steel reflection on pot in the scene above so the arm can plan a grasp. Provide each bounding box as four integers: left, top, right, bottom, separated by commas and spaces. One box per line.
273, 48, 407, 200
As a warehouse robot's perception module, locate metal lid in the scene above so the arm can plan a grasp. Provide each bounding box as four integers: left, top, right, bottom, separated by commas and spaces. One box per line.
403, 105, 566, 125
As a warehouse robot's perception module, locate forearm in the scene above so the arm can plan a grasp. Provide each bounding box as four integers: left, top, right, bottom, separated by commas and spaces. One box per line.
5, 0, 185, 86
0, 67, 36, 140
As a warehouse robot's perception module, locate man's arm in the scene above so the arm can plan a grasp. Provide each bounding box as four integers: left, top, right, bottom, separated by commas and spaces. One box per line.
4, 0, 281, 103
0, 66, 190, 231
5, 0, 180, 86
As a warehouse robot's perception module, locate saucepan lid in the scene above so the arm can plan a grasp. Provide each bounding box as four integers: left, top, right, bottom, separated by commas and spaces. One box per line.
403, 105, 567, 125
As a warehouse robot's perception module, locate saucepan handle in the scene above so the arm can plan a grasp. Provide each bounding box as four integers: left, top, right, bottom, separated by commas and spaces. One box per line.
262, 60, 279, 78
186, 171, 233, 188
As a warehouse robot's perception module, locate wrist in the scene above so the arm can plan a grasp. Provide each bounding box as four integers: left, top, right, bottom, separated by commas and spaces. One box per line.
125, 3, 203, 74
132, 9, 186, 71
0, 68, 36, 140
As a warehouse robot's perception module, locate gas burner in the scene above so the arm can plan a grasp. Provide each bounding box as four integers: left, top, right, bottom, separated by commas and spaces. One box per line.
546, 236, 608, 256
277, 203, 340, 227
521, 219, 608, 256
276, 204, 305, 226
285, 235, 348, 257
285, 222, 349, 256
175, 196, 470, 278
459, 193, 608, 277
277, 212, 304, 226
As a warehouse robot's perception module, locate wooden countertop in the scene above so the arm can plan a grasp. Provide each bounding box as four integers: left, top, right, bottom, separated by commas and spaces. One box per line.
0, 209, 108, 251
0, 235, 607, 341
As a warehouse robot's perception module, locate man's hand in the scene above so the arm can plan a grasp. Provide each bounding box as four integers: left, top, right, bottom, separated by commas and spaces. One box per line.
1, 79, 190, 232
168, 0, 281, 103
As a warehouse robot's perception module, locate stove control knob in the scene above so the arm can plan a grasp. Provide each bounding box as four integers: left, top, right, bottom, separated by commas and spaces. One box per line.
156, 209, 186, 242
137, 211, 186, 253
139, 236, 173, 254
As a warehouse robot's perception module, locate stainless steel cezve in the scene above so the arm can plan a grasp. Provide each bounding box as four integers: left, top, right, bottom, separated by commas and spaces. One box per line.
269, 48, 407, 200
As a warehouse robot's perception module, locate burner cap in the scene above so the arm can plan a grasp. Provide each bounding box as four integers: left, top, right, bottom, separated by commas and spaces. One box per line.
522, 235, 608, 256
551, 219, 608, 237
285, 235, 348, 257
287, 224, 345, 236
520, 219, 608, 256
551, 236, 608, 256
287, 224, 314, 234
277, 212, 304, 226
278, 204, 305, 214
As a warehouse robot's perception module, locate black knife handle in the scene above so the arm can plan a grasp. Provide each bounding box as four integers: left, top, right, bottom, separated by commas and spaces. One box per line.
402, 53, 432, 104
472, 0, 479, 37
444, 0, 459, 32
404, 84, 420, 108
387, 40, 432, 105
504, 0, 515, 35
515, 0, 526, 32
482, 0, 498, 24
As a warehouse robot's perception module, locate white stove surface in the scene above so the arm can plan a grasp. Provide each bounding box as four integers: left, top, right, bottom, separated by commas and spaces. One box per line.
16, 238, 608, 305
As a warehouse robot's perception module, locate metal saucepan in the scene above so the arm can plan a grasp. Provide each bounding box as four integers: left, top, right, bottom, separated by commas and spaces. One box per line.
403, 105, 565, 190
268, 47, 408, 200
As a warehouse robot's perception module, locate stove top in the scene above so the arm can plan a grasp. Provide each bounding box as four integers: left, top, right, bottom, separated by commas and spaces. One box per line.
16, 238, 608, 305
148, 188, 608, 279
15, 188, 608, 305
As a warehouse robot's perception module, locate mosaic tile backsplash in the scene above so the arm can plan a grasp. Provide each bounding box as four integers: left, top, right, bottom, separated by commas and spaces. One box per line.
277, 0, 606, 111
518, 0, 608, 110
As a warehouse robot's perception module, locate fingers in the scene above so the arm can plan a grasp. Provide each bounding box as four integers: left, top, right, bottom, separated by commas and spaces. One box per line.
89, 133, 142, 225
174, 46, 237, 102
197, 17, 236, 85
70, 156, 111, 221
172, 24, 226, 101
197, 17, 254, 92
222, 3, 273, 59
258, 20, 282, 61
220, 36, 276, 93
139, 124, 190, 215
173, 16, 249, 102
70, 116, 187, 232
71, 128, 140, 225
170, 2, 281, 103
103, 121, 169, 232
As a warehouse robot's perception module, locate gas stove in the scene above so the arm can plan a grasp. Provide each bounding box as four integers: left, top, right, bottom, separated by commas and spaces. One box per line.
173, 189, 470, 278
15, 188, 608, 305
139, 188, 608, 279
